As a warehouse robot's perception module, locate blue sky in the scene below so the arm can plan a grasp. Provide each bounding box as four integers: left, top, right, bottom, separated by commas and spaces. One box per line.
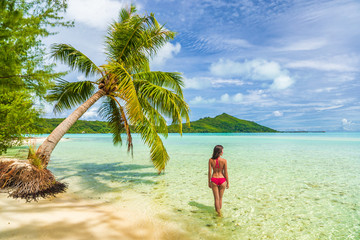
42, 0, 360, 131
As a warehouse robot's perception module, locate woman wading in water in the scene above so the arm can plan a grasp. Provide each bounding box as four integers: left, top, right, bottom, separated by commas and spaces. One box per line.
208, 145, 229, 216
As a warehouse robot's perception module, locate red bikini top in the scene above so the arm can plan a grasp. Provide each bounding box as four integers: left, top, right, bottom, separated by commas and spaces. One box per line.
215, 157, 220, 168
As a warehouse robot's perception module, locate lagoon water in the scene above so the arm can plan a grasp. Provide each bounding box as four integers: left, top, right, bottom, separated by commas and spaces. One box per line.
45, 132, 360, 239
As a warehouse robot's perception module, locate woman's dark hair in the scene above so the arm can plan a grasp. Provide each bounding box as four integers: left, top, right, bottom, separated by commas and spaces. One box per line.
211, 145, 224, 159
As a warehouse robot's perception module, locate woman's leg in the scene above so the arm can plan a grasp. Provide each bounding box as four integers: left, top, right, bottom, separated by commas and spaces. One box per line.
218, 181, 226, 210
211, 182, 221, 216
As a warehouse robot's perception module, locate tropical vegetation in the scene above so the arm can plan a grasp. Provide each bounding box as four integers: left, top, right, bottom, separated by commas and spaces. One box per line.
34, 118, 112, 134
35, 5, 190, 173
0, 0, 72, 201
0, 0, 72, 154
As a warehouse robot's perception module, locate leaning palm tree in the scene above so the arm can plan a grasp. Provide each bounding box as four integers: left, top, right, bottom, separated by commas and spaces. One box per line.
36, 5, 190, 172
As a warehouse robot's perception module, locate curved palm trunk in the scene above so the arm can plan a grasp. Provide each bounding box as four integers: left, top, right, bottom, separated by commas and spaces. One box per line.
36, 89, 106, 168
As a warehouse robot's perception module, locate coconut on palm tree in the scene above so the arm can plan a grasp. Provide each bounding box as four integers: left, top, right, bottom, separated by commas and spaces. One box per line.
1, 6, 189, 201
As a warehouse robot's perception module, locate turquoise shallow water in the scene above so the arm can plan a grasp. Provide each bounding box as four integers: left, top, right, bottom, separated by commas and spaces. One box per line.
45, 132, 360, 239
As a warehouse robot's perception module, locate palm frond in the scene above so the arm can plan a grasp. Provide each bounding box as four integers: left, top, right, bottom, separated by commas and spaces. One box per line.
135, 116, 169, 173
105, 15, 149, 71
135, 80, 190, 133
98, 96, 133, 154
142, 23, 176, 58
110, 96, 133, 153
106, 9, 175, 74
51, 44, 102, 78
133, 71, 184, 97
47, 79, 95, 113
106, 62, 144, 123
119, 4, 136, 23
137, 96, 168, 137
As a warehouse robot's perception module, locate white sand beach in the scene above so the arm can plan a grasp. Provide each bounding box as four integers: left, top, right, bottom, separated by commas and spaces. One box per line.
23, 137, 71, 146
0, 191, 189, 240
0, 138, 191, 240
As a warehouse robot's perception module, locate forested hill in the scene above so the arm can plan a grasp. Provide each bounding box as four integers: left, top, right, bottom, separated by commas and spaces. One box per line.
34, 118, 112, 134
35, 113, 277, 134
168, 113, 277, 133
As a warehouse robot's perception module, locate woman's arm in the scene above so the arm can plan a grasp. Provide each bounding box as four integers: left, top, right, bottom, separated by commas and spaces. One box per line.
208, 159, 212, 188
224, 159, 229, 189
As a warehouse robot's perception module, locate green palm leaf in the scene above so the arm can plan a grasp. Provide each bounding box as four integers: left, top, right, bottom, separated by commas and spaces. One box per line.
106, 6, 175, 73
135, 80, 190, 132
135, 115, 169, 173
133, 71, 184, 97
137, 96, 168, 137
106, 62, 144, 123
106, 15, 149, 72
47, 79, 95, 113
119, 4, 136, 23
51, 44, 102, 78
98, 96, 133, 153
142, 21, 175, 57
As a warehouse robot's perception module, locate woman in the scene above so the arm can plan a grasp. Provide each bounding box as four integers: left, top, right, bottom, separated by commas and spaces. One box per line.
208, 145, 229, 216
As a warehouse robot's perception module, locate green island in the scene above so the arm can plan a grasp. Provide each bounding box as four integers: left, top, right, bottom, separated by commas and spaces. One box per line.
168, 113, 277, 133
35, 113, 277, 134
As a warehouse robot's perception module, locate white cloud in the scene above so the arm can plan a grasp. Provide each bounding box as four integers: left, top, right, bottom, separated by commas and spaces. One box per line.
184, 77, 245, 89
222, 38, 253, 48
67, 0, 129, 29
151, 42, 181, 67
220, 93, 230, 103
271, 75, 294, 90
212, 79, 245, 87
184, 77, 212, 89
192, 90, 276, 106
210, 59, 294, 90
192, 35, 253, 52
314, 87, 336, 93
315, 105, 343, 111
193, 93, 244, 105
233, 93, 243, 102
342, 118, 350, 125
243, 90, 269, 105
251, 61, 283, 80
341, 118, 360, 131
220, 93, 244, 104
273, 111, 283, 117
278, 38, 327, 51
225, 90, 267, 105
40, 102, 56, 115
210, 59, 246, 77
81, 106, 99, 120
286, 60, 356, 72
189, 96, 216, 105
77, 75, 86, 81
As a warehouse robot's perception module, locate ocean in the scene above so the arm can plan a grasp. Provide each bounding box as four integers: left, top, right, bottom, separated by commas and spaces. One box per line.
43, 132, 360, 239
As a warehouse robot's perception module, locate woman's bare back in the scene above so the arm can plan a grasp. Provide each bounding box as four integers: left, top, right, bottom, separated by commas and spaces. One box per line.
209, 157, 226, 178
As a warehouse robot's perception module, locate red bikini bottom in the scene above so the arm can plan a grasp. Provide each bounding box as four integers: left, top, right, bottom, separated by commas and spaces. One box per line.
211, 177, 226, 186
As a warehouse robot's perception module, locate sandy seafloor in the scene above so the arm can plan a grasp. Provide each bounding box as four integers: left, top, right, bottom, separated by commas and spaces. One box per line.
1, 132, 360, 239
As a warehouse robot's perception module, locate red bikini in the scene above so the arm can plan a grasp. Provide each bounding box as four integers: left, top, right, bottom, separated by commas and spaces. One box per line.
211, 158, 226, 186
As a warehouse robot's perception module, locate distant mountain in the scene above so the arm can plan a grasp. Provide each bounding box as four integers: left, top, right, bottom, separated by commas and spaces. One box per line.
35, 113, 277, 134
168, 113, 277, 133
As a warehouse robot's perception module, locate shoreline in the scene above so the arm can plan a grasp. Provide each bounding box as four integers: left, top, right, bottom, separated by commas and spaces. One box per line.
23, 136, 71, 146
0, 154, 191, 240
0, 154, 190, 240
0, 190, 190, 240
